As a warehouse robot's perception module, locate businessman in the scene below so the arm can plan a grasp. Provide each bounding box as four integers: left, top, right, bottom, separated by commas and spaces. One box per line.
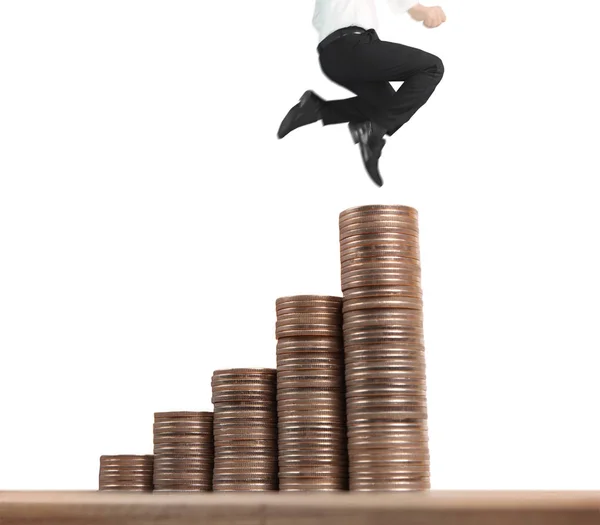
277, 0, 446, 186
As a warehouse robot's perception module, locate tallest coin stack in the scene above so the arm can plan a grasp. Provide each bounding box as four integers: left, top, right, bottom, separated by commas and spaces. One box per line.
339, 205, 430, 491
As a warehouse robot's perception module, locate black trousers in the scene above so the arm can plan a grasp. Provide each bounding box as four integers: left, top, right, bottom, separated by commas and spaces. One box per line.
318, 27, 444, 137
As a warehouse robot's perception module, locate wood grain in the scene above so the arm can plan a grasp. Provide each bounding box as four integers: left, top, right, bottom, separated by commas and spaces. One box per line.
1, 491, 600, 525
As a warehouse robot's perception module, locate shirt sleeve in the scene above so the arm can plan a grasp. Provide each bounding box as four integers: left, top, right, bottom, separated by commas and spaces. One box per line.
387, 0, 419, 14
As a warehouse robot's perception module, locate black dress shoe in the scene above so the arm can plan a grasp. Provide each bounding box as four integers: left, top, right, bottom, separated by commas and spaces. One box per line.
348, 121, 386, 187
277, 90, 324, 139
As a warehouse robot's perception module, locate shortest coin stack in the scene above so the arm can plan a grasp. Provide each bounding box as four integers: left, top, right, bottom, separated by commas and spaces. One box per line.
212, 368, 278, 491
153, 411, 214, 492
98, 455, 154, 491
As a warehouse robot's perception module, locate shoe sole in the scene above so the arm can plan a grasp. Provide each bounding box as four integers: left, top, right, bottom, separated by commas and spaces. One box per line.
366, 159, 384, 187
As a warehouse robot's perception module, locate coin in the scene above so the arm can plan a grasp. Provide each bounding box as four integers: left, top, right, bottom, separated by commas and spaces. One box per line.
277, 361, 343, 372
277, 312, 342, 322
279, 484, 348, 491
340, 210, 419, 225
276, 326, 342, 338
276, 317, 342, 326
210, 482, 278, 491
153, 423, 212, 432
342, 278, 421, 293
340, 228, 419, 243
340, 229, 420, 242
342, 269, 421, 283
340, 239, 420, 252
340, 249, 420, 260
276, 295, 342, 306
341, 225, 419, 241
343, 310, 423, 323
344, 294, 423, 308
345, 378, 428, 389
344, 325, 425, 336
153, 485, 212, 492
210, 384, 277, 392
154, 463, 213, 472
213, 448, 276, 456
340, 254, 420, 269
339, 207, 419, 220
277, 413, 345, 421
342, 268, 421, 279
212, 368, 277, 376
211, 395, 276, 403
341, 261, 421, 275
341, 203, 417, 215
154, 411, 211, 419
213, 404, 276, 412
340, 242, 421, 256
344, 341, 425, 351
278, 455, 348, 464
341, 258, 421, 270
342, 285, 423, 299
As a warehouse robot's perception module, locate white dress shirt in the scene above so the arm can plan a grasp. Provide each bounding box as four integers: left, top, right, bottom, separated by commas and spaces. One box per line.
313, 0, 418, 43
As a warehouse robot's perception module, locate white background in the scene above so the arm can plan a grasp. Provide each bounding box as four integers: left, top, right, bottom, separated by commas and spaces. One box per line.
1, 0, 599, 491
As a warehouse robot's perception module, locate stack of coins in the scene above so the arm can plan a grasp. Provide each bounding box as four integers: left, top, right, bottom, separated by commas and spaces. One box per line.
152, 411, 214, 492
211, 368, 278, 491
275, 295, 348, 491
340, 205, 430, 491
98, 455, 154, 491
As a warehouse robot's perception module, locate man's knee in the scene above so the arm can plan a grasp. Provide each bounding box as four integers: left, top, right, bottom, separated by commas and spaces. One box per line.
434, 56, 444, 77
426, 54, 444, 80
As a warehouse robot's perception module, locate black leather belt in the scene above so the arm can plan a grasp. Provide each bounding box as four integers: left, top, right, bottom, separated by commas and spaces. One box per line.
317, 26, 367, 53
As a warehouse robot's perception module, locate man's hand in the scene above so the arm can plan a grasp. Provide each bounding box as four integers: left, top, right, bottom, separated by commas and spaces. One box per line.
408, 4, 446, 28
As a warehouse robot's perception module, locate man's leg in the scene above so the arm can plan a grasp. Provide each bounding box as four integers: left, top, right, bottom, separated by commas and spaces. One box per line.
320, 82, 395, 127
365, 40, 444, 136
319, 34, 444, 136
277, 83, 393, 139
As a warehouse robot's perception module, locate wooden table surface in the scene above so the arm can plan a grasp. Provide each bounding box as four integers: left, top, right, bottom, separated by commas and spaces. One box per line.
1, 491, 600, 525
